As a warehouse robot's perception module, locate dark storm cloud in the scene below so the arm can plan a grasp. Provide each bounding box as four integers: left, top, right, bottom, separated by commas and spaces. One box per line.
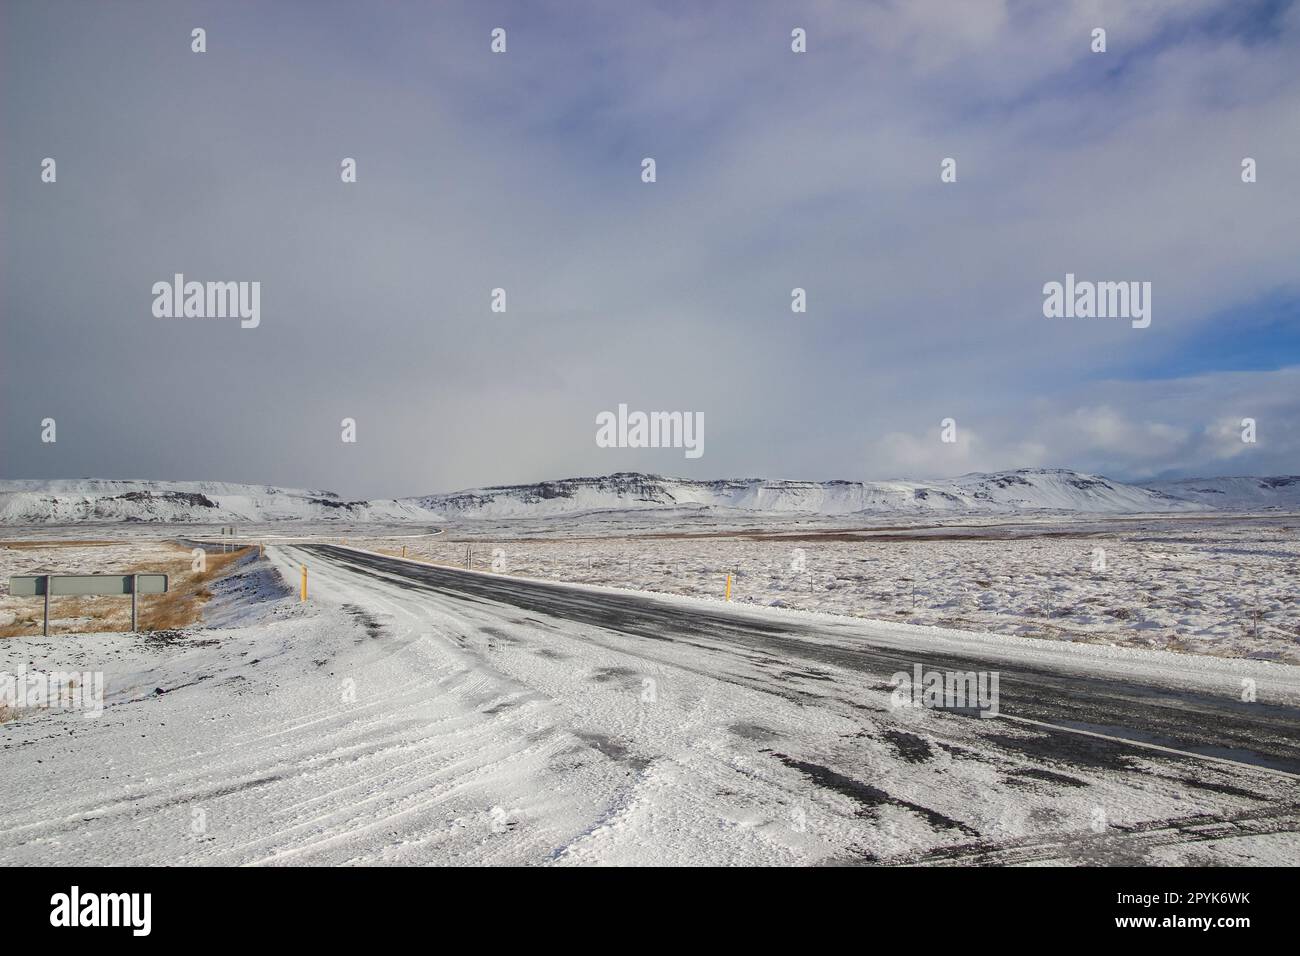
3, 0, 1298, 496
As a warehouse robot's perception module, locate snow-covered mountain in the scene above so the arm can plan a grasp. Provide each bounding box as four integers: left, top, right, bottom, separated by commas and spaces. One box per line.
408, 469, 1199, 518
3, 470, 1298, 524
1143, 475, 1300, 510
0, 479, 428, 525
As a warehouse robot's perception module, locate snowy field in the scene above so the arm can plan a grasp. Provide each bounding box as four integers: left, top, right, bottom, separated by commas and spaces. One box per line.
349, 513, 1300, 666
3, 536, 1298, 866
5, 512, 1297, 664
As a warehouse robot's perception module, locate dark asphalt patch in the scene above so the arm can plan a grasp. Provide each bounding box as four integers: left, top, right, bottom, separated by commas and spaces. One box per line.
341, 604, 384, 639
729, 723, 779, 742
769, 751, 978, 836
981, 728, 1141, 773
1146, 772, 1267, 801
881, 730, 934, 764
589, 666, 639, 684
1008, 767, 1088, 788
574, 731, 651, 771
779, 669, 837, 682
479, 626, 519, 646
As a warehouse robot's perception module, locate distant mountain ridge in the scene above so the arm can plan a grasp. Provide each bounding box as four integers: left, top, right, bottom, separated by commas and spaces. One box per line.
1142, 475, 1300, 508
411, 469, 1201, 518
4, 469, 1295, 524
0, 479, 427, 525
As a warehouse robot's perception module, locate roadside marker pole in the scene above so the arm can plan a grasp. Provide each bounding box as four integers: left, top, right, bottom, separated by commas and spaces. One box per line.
43, 574, 50, 636
131, 574, 139, 632
301, 565, 308, 602
725, 573, 732, 601
401, 545, 406, 558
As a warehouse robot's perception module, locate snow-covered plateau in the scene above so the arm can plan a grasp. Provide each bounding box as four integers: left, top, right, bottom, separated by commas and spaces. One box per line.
4, 469, 1300, 524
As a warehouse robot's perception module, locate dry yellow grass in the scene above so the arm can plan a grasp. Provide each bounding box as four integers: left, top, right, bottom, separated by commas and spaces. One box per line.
134, 547, 249, 630
0, 540, 115, 549
0, 543, 252, 637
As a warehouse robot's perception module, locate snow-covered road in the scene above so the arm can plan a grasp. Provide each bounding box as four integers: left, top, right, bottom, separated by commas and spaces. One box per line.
271, 544, 1300, 864
3, 545, 1298, 865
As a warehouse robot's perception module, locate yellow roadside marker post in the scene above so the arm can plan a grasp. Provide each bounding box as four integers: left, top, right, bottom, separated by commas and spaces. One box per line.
301, 565, 308, 602
725, 573, 732, 601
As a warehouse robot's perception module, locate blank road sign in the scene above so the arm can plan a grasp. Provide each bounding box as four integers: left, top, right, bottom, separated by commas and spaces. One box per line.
8, 574, 169, 597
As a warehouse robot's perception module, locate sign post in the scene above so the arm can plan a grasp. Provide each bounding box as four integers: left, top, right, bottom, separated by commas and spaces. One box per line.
10, 574, 169, 636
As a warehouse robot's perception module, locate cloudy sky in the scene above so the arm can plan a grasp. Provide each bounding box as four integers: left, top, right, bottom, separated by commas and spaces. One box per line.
3, 0, 1298, 498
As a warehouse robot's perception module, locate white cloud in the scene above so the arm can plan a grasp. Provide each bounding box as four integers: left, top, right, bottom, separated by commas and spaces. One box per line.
867, 367, 1299, 481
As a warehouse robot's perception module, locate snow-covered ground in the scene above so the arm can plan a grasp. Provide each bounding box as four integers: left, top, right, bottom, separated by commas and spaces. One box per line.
353, 513, 1300, 665
2, 538, 1298, 866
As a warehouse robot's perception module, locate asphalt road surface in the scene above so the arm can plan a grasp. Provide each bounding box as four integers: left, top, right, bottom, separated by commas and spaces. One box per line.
303, 544, 1300, 774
